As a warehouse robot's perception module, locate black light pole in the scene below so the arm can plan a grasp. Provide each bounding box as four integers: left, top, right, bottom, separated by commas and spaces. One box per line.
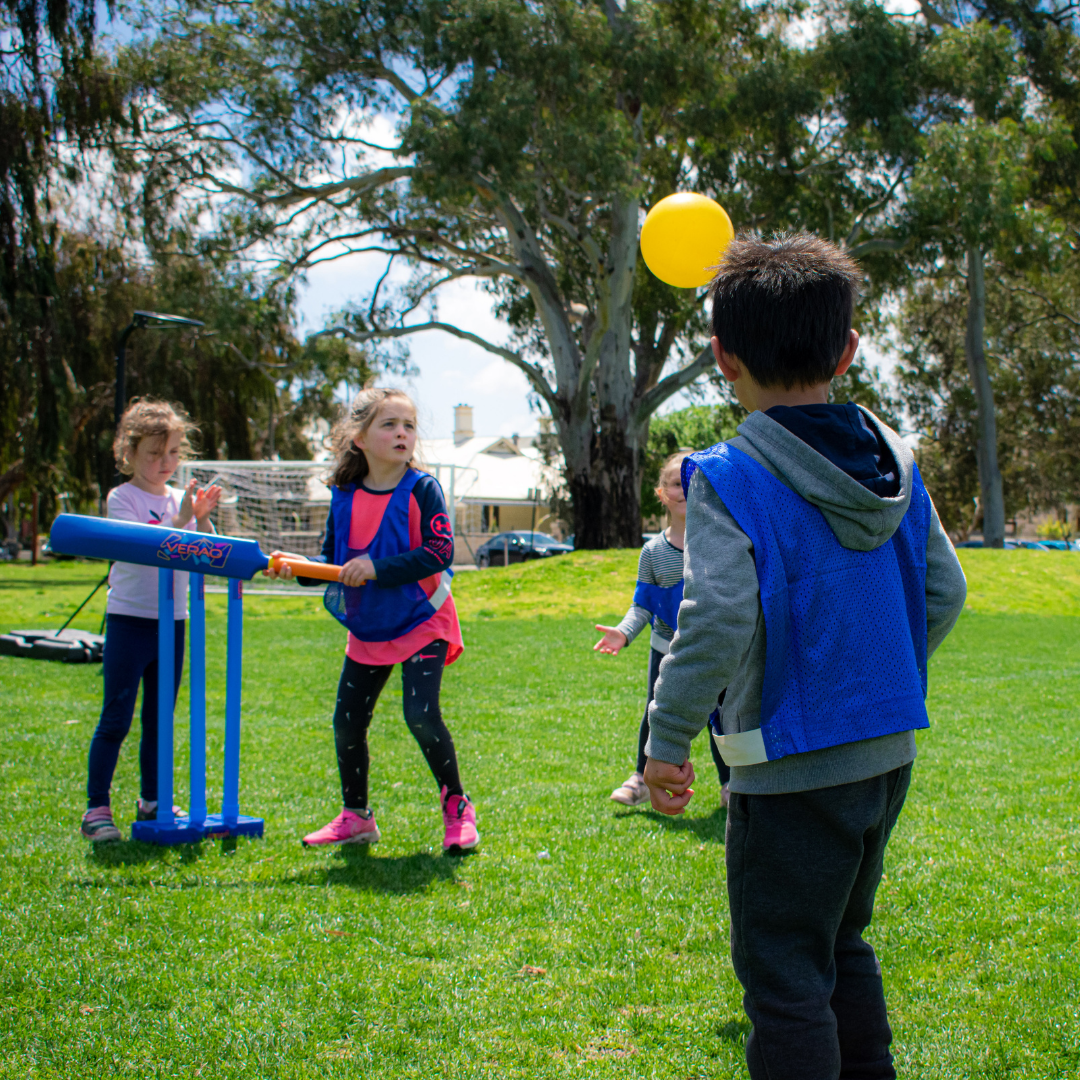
114, 310, 206, 427
111, 310, 206, 494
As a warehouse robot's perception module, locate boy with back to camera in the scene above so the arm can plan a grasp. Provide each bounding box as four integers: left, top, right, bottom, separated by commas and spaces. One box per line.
643, 233, 967, 1079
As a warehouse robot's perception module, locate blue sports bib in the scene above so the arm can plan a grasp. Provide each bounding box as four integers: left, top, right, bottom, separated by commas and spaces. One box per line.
323, 470, 452, 642
684, 442, 931, 762
633, 579, 684, 630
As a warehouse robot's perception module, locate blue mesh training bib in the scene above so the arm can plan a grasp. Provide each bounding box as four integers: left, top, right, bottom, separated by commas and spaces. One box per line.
633, 580, 684, 630
684, 442, 931, 762
323, 470, 452, 642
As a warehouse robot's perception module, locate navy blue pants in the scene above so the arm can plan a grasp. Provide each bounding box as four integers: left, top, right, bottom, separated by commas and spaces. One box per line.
637, 646, 730, 786
86, 613, 185, 809
726, 764, 911, 1079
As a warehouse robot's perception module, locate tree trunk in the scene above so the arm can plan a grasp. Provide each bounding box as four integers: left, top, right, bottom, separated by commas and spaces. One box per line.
965, 245, 1005, 547
558, 191, 645, 549
566, 413, 650, 549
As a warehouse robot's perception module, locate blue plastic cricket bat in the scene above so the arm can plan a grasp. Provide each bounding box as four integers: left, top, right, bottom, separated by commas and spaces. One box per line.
49, 514, 342, 581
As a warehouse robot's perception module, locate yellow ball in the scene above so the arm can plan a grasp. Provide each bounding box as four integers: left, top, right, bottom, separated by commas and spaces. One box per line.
640, 193, 734, 289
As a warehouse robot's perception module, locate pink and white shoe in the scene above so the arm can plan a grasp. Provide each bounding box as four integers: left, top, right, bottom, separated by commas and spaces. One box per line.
80, 806, 121, 842
610, 772, 649, 807
302, 809, 380, 847
441, 787, 480, 853
135, 799, 187, 822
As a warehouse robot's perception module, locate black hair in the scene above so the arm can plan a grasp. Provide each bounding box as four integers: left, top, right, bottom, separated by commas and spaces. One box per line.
709, 233, 862, 389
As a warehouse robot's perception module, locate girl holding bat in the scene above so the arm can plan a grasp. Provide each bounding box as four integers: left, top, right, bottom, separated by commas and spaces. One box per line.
268, 388, 479, 853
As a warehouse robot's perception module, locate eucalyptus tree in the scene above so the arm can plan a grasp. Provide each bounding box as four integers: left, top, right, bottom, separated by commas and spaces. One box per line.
895, 224, 1080, 537
117, 0, 750, 545
119, 0, 934, 546
7, 232, 369, 514
0, 0, 123, 506
902, 22, 1047, 546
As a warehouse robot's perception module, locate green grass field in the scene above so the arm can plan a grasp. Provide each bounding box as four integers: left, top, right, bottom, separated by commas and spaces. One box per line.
2, 551, 1080, 1078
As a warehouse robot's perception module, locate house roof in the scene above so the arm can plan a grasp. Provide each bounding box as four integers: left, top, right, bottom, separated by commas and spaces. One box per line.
421, 436, 562, 504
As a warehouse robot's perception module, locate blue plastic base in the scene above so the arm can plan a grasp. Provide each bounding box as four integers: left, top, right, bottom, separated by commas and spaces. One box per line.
130, 813, 264, 845
131, 817, 206, 844
198, 813, 265, 839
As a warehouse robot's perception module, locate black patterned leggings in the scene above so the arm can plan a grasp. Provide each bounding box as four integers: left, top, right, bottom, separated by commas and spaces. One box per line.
332, 639, 463, 810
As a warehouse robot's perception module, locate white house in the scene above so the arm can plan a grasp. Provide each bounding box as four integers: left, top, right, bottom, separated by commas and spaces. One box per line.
423, 405, 566, 563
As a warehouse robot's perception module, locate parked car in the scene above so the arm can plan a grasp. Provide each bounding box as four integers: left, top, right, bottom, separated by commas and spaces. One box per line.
474, 531, 574, 568
954, 539, 1066, 550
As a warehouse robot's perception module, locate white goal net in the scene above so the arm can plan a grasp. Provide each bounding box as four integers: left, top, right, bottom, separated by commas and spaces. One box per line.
174, 461, 330, 559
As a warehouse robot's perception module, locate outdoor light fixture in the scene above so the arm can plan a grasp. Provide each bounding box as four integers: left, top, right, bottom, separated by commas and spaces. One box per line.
114, 310, 206, 425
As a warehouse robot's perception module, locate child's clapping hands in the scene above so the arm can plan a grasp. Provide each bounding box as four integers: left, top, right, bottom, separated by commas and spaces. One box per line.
175, 480, 222, 530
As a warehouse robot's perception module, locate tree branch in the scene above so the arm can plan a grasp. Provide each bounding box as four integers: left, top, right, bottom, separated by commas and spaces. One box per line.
633, 343, 715, 424
847, 237, 907, 258
315, 322, 558, 406
844, 170, 909, 249
207, 165, 417, 208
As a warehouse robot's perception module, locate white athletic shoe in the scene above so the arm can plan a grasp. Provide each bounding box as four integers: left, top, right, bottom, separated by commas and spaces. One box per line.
610, 772, 650, 807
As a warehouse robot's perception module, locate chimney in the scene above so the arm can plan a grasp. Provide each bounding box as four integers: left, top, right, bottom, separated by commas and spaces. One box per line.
454, 404, 474, 446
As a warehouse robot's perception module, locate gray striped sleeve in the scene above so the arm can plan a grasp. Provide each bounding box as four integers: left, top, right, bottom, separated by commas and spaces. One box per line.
616, 544, 654, 645
616, 534, 685, 644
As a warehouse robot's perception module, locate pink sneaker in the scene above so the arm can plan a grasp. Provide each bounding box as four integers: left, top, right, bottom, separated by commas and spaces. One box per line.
441, 787, 479, 853
302, 809, 380, 847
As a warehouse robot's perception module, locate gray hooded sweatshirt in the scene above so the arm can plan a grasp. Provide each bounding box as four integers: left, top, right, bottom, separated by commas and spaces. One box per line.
645, 407, 968, 795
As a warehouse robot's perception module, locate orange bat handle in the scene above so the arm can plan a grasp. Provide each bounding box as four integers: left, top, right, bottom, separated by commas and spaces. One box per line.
269, 555, 344, 582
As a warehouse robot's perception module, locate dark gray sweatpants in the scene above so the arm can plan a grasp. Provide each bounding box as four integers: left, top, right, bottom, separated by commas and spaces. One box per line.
726, 764, 911, 1080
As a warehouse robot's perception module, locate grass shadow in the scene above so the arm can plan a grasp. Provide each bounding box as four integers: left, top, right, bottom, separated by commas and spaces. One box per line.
86, 839, 209, 867
287, 846, 461, 894
716, 1018, 750, 1045
613, 805, 727, 844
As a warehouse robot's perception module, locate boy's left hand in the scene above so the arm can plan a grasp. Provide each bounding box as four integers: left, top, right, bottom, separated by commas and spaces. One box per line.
643, 756, 695, 815
340, 556, 377, 587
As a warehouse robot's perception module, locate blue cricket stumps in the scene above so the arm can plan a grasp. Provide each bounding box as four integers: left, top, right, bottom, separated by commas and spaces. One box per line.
51, 514, 266, 845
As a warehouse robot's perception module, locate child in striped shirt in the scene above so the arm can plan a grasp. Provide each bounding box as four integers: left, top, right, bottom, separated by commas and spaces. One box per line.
594, 450, 730, 807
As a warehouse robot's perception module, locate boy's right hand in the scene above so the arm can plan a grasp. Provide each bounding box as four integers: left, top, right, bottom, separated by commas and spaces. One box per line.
264, 550, 307, 580
593, 625, 628, 655
643, 757, 695, 815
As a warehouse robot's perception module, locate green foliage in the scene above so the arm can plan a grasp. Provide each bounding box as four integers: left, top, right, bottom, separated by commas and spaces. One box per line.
116, 0, 787, 546
122, 0, 991, 545
640, 405, 742, 519
895, 222, 1080, 538
909, 116, 1035, 256
0, 232, 372, 529
1037, 518, 1072, 541
4, 554, 1080, 1076
0, 0, 124, 501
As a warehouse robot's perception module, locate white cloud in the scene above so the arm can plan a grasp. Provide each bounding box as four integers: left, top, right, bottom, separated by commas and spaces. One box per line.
296, 254, 540, 440
470, 359, 531, 394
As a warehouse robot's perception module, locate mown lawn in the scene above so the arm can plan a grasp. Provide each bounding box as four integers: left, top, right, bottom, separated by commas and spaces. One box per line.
2, 550, 1080, 1078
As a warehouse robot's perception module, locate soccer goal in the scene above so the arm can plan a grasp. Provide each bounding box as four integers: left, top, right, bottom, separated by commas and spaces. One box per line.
173, 460, 477, 563
174, 461, 330, 559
